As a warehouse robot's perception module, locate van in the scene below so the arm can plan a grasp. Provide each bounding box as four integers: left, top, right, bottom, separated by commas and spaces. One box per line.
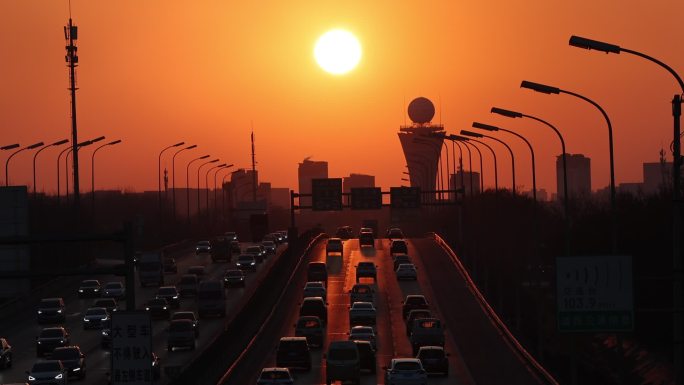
299, 297, 327, 325
196, 280, 226, 318
275, 337, 312, 371
307, 262, 327, 284
325, 341, 360, 385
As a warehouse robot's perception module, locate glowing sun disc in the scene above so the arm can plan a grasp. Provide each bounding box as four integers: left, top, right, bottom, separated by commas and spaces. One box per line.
314, 29, 362, 75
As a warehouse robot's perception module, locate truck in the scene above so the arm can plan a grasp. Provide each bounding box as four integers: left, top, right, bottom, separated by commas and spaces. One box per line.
137, 251, 164, 287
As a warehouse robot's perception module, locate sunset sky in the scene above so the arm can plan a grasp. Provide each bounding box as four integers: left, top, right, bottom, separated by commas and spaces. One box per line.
2, 1, 683, 195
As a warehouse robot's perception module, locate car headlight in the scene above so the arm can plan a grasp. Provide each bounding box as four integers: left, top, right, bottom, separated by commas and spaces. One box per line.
79, 289, 83, 292
145, 307, 150, 311
84, 317, 90, 321
37, 310, 42, 314
172, 295, 178, 299
57, 309, 63, 313
250, 262, 255, 266
37, 341, 42, 344
102, 330, 109, 336
73, 367, 80, 371
59, 339, 65, 343
101, 317, 109, 321
162, 306, 167, 310
55, 373, 63, 379
28, 375, 36, 380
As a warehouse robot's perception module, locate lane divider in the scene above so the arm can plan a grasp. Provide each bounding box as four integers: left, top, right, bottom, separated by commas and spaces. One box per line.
433, 233, 559, 385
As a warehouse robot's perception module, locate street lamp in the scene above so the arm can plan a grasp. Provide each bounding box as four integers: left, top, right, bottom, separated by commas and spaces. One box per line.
5, 142, 44, 187
92, 140, 122, 208
32, 139, 68, 196
186, 155, 210, 223
222, 171, 232, 220
197, 158, 219, 220
461, 139, 484, 193
570, 34, 684, 380
448, 135, 474, 196
65, 137, 103, 201
462, 130, 516, 194
159, 142, 185, 222
473, 121, 536, 201
206, 162, 226, 214
450, 140, 465, 193
459, 135, 498, 192
214, 164, 234, 214
1, 144, 20, 150
172, 144, 197, 221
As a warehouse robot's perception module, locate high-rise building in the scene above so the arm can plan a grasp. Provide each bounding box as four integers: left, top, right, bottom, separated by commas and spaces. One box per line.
643, 161, 672, 194
230, 168, 258, 205
450, 171, 480, 199
343, 173, 375, 204
270, 187, 291, 209
298, 158, 328, 206
556, 154, 591, 199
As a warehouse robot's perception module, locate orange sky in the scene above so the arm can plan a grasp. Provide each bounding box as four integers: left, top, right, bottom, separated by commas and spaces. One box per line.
2, 1, 683, 195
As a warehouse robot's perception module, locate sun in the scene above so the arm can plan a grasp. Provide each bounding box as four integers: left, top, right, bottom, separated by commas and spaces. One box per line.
314, 29, 362, 75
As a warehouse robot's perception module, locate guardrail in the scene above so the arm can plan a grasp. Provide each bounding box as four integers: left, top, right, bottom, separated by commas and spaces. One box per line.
433, 233, 559, 385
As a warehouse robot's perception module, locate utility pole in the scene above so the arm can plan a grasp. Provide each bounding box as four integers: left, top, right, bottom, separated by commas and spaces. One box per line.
64, 15, 81, 207
251, 126, 257, 202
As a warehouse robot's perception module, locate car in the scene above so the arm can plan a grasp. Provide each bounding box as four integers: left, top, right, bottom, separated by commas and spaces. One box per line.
36, 327, 70, 357
262, 240, 277, 255
409, 318, 445, 354
167, 319, 196, 351
145, 298, 170, 320
102, 281, 125, 299
245, 245, 265, 263
352, 340, 376, 374
52, 346, 86, 379
359, 227, 373, 235
26, 360, 67, 385
195, 240, 212, 255
270, 232, 285, 244
187, 265, 206, 278
393, 254, 412, 271
163, 257, 178, 273
299, 297, 327, 325
416, 346, 449, 376
224, 231, 238, 241
100, 319, 112, 348
171, 311, 200, 337
77, 279, 101, 298
303, 281, 327, 301
348, 326, 376, 350
276, 230, 288, 242
178, 274, 199, 297
275, 337, 311, 371
293, 316, 324, 348
224, 269, 246, 287
197, 280, 226, 318
349, 301, 377, 326
335, 226, 354, 240
396, 263, 418, 280
236, 254, 257, 272
230, 240, 241, 254
390, 239, 409, 255
325, 340, 360, 385
156, 286, 181, 308
93, 298, 118, 314
257, 367, 294, 385
402, 295, 429, 319
349, 284, 374, 305
359, 232, 374, 247
355, 261, 377, 282
0, 338, 12, 369
36, 298, 66, 324
325, 238, 343, 256
406, 309, 432, 336
387, 227, 404, 240
384, 358, 427, 385
82, 307, 109, 330
307, 262, 327, 284
211, 237, 232, 262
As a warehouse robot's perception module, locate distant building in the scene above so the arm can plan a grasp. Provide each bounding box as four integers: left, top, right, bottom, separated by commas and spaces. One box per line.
270, 187, 291, 209
298, 159, 328, 206
230, 169, 258, 205
343, 173, 375, 204
450, 171, 480, 199
643, 161, 672, 195
556, 154, 591, 200
618, 182, 643, 196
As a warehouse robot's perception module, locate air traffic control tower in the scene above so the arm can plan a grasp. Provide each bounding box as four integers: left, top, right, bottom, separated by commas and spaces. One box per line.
398, 97, 445, 193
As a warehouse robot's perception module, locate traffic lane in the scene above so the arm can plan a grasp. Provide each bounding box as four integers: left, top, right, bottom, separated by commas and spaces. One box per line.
412, 238, 542, 385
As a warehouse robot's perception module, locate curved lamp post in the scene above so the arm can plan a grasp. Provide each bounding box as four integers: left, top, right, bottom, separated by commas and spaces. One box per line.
462, 130, 516, 194
186, 155, 210, 223
206, 163, 227, 213
214, 164, 234, 213
197, 159, 219, 219
92, 139, 122, 207
32, 139, 68, 195
6, 142, 44, 187
172, 144, 197, 221
158, 142, 185, 221
461, 136, 497, 193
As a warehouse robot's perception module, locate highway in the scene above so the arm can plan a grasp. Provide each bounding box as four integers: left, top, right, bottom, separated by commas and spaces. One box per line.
227, 237, 475, 384
0, 241, 287, 385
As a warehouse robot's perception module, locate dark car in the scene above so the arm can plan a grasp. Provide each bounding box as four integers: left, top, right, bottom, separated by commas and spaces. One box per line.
230, 240, 241, 254
167, 319, 196, 351
78, 279, 101, 298
257, 367, 294, 385
294, 316, 324, 348
416, 345, 449, 376
223, 269, 246, 288
0, 338, 11, 369
36, 327, 70, 357
355, 262, 377, 283
390, 239, 408, 255
299, 297, 327, 325
163, 257, 178, 273
52, 345, 86, 379
275, 337, 311, 371
145, 298, 170, 320
177, 274, 199, 297
36, 298, 66, 324
82, 307, 109, 330
359, 232, 374, 247
353, 340, 376, 373
406, 309, 432, 336
402, 295, 429, 319
387, 227, 404, 240
306, 262, 327, 284
236, 255, 257, 272
393, 254, 412, 271
171, 311, 200, 337
156, 286, 180, 308
94, 298, 118, 314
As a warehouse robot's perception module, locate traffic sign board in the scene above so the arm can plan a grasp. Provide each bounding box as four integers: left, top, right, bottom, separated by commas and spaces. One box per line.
390, 187, 421, 208
311, 178, 342, 211
351, 187, 382, 210
111, 311, 153, 385
556, 256, 633, 332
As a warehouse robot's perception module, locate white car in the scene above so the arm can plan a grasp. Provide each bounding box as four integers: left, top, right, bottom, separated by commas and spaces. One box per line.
384, 358, 427, 385
396, 263, 418, 280
349, 301, 376, 326
27, 360, 67, 385
348, 326, 376, 350
102, 281, 125, 299
303, 282, 327, 301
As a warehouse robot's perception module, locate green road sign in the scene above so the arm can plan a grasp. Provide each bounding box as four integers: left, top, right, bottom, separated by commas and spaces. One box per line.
312, 178, 342, 211
390, 187, 421, 209
351, 187, 382, 210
